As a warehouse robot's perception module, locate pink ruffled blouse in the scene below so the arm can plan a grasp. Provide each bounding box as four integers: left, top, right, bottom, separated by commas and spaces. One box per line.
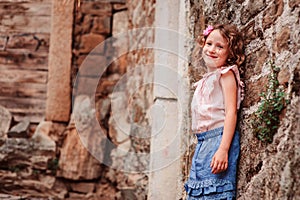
191, 65, 244, 133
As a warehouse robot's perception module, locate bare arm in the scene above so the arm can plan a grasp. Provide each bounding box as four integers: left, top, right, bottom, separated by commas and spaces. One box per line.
210, 70, 237, 174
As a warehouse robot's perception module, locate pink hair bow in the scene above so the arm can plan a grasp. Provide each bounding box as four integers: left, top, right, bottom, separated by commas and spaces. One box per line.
203, 25, 214, 36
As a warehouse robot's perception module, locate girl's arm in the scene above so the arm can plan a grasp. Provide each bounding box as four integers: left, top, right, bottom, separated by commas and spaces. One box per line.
210, 70, 237, 174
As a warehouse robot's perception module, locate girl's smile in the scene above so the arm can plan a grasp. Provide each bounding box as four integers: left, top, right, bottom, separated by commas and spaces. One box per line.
202, 30, 229, 70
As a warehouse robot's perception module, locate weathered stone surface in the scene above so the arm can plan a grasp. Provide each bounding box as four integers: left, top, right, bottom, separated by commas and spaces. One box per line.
95, 97, 111, 123
45, 122, 67, 147
79, 33, 106, 54
0, 1, 52, 33
0, 194, 25, 200
108, 0, 126, 3
0, 174, 68, 199
278, 66, 290, 86
57, 95, 106, 180
57, 126, 103, 180
105, 169, 148, 199
148, 99, 180, 200
46, 0, 74, 122
289, 0, 300, 9
0, 105, 12, 137
96, 74, 121, 96
70, 182, 95, 194
107, 54, 128, 75
81, 14, 94, 34
75, 76, 99, 96
274, 28, 291, 53
0, 122, 57, 198
241, 0, 266, 24
80, 2, 112, 16
262, 0, 284, 30
238, 97, 300, 199
6, 33, 50, 52
67, 192, 87, 199
77, 54, 107, 76
91, 16, 111, 34
242, 76, 267, 108
113, 3, 127, 11
109, 91, 130, 144
109, 9, 129, 79
0, 50, 48, 71
31, 122, 56, 153
7, 118, 30, 138
0, 125, 56, 171
113, 11, 128, 35
241, 21, 257, 45
95, 182, 120, 200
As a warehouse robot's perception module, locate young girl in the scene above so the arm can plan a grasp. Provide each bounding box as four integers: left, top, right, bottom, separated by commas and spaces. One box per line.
184, 24, 245, 199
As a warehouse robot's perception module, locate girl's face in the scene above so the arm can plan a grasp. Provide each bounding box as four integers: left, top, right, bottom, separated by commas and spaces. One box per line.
202, 29, 229, 70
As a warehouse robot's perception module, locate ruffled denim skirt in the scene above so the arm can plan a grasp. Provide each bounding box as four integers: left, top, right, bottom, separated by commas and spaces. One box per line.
184, 127, 240, 200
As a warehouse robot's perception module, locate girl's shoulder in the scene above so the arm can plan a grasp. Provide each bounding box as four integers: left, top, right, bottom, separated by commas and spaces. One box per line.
220, 65, 239, 75
220, 65, 245, 102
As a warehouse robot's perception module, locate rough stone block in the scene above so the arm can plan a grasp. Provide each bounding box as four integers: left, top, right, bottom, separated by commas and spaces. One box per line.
0, 124, 56, 172
75, 76, 99, 96
0, 105, 12, 136
289, 0, 300, 9
57, 126, 103, 180
113, 11, 128, 35
107, 54, 127, 75
95, 98, 111, 122
262, 0, 284, 30
79, 33, 106, 54
109, 91, 130, 144
7, 118, 30, 138
91, 16, 111, 35
77, 54, 107, 76
46, 0, 74, 122
274, 28, 290, 53
96, 75, 120, 96
70, 182, 95, 194
241, 0, 266, 24
113, 3, 127, 11
81, 14, 94, 34
7, 33, 50, 52
32, 121, 56, 153
58, 95, 106, 180
80, 2, 112, 16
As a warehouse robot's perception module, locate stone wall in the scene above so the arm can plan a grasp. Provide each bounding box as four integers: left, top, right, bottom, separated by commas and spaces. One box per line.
108, 0, 156, 198
0, 0, 52, 123
0, 0, 299, 199
0, 0, 155, 199
188, 0, 300, 199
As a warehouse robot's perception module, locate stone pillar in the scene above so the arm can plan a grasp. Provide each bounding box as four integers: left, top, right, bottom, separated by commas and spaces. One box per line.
46, 0, 75, 122
148, 0, 190, 199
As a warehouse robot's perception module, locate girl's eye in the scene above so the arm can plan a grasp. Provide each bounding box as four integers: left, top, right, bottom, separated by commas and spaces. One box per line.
206, 42, 212, 46
217, 45, 223, 49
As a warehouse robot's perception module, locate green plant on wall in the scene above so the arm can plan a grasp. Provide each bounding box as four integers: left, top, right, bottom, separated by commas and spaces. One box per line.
252, 61, 289, 143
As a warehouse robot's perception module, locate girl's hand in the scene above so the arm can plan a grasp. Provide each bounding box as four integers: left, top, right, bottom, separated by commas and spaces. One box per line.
210, 148, 228, 174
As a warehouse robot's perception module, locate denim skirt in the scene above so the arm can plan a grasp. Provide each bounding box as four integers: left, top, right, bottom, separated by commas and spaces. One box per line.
184, 127, 240, 200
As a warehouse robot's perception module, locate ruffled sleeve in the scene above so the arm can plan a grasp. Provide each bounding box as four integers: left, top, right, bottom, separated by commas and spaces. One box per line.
220, 65, 245, 108
192, 80, 201, 89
